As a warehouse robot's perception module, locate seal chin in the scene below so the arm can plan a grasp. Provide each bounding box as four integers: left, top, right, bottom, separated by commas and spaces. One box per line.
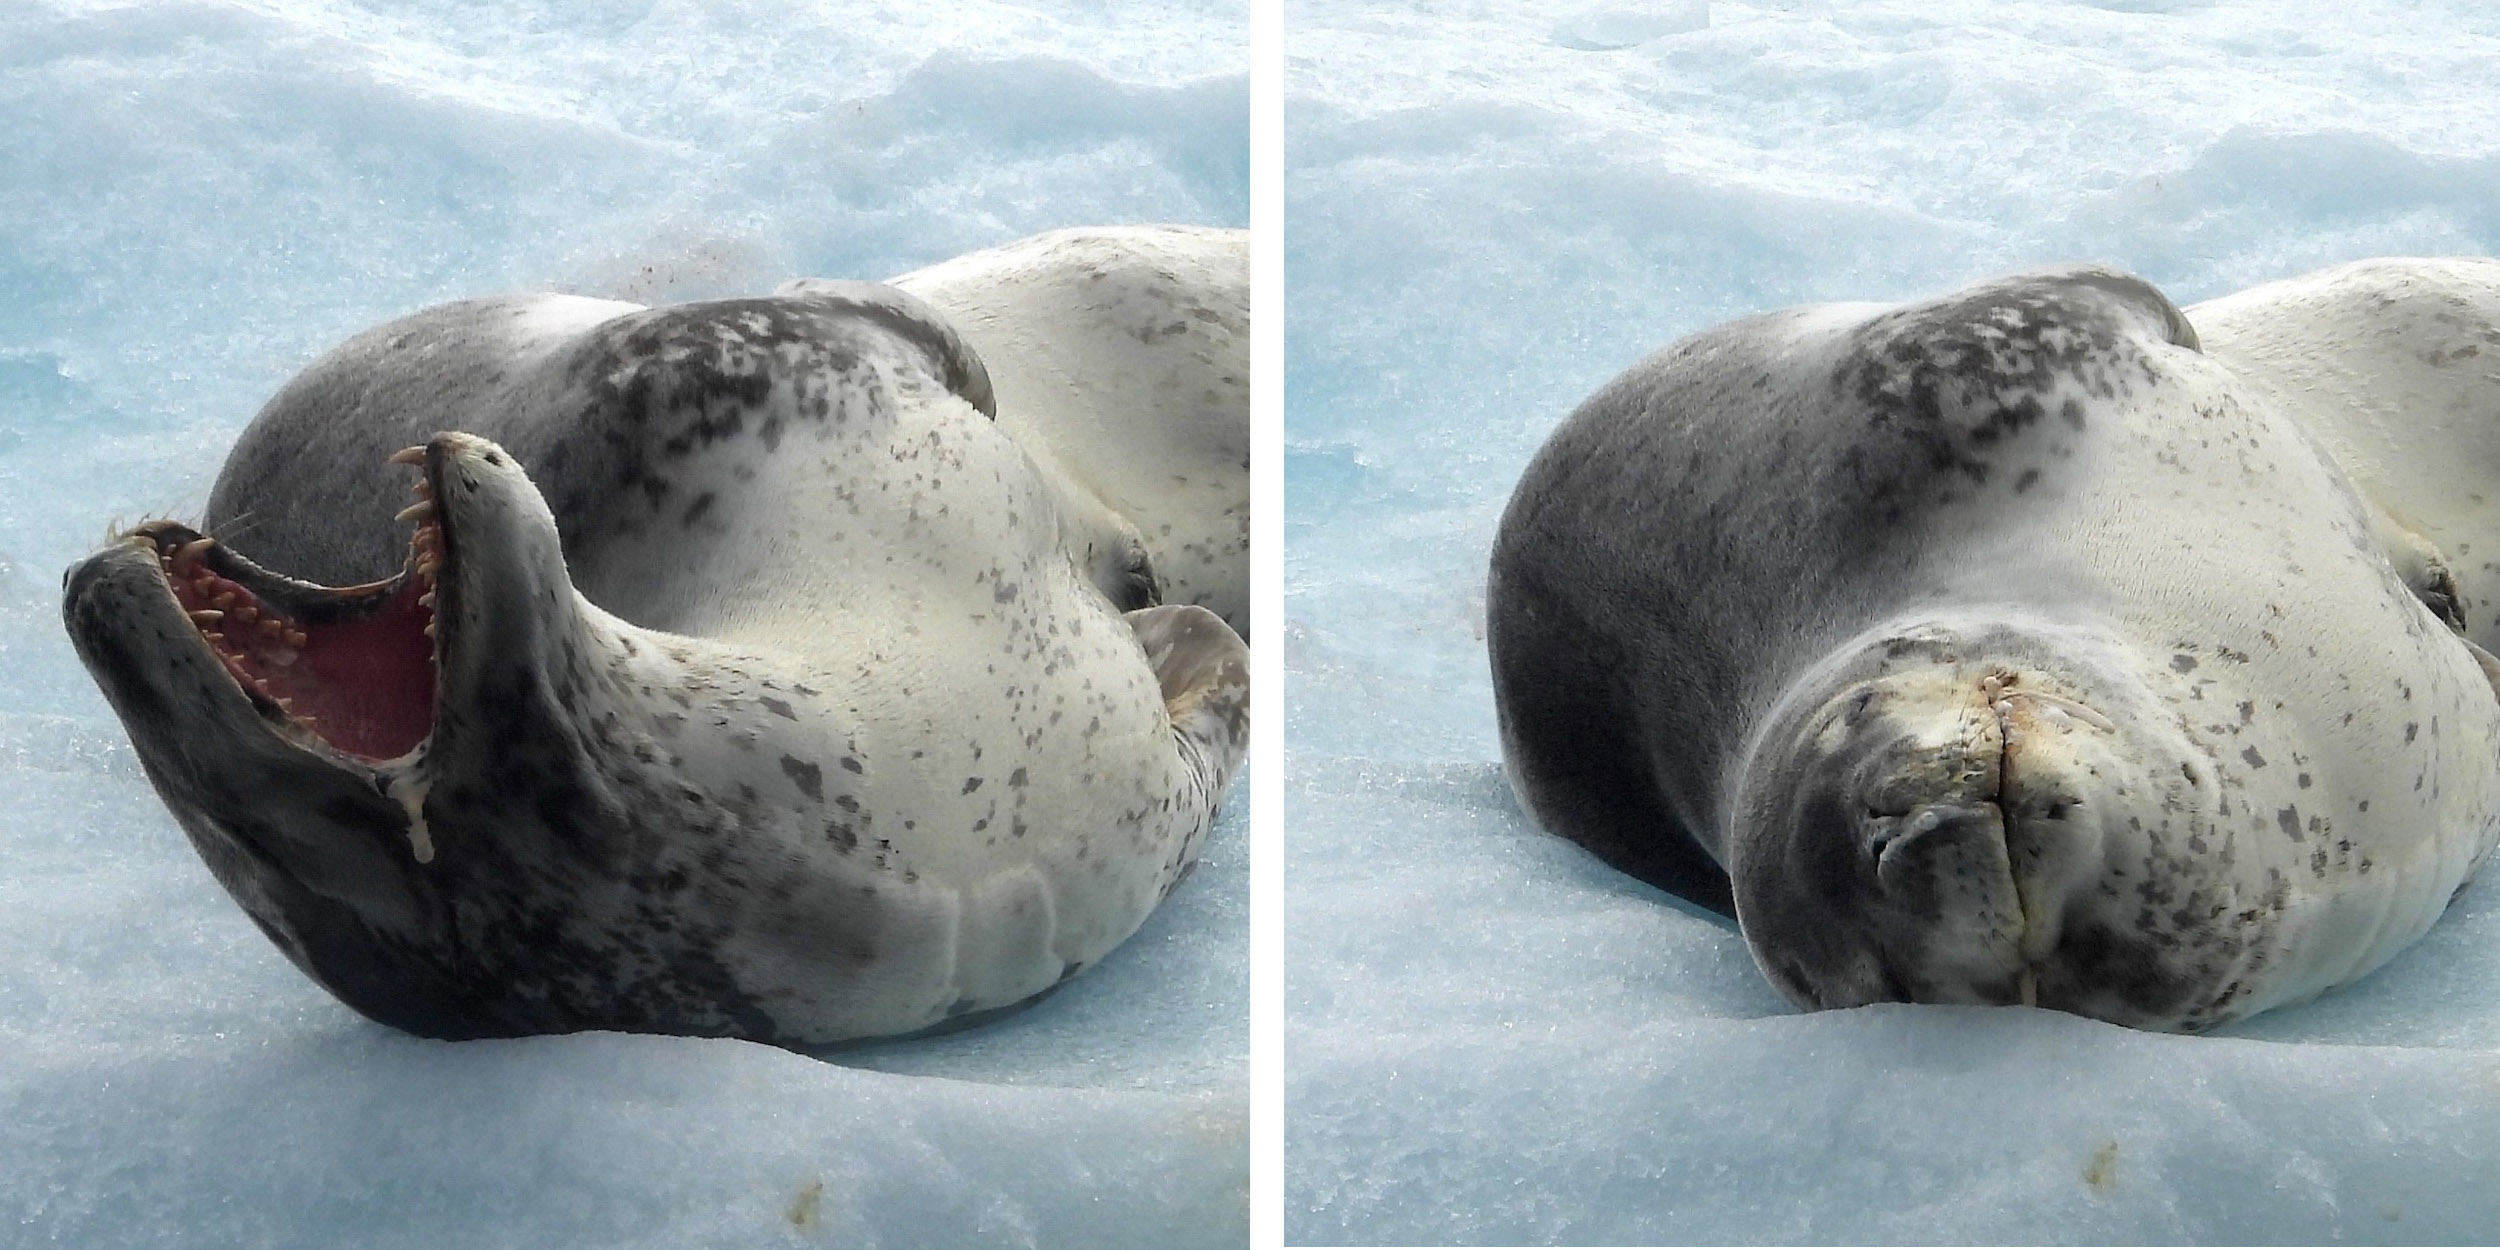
1729, 650, 2142, 1013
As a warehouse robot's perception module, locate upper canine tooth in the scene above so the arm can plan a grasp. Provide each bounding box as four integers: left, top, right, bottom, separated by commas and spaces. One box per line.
396, 500, 437, 523
388, 446, 427, 466
172, 537, 216, 569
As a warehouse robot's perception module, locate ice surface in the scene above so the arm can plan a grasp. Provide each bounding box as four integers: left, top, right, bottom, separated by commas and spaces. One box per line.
1284, 1, 2500, 1243
0, 1, 1246, 1246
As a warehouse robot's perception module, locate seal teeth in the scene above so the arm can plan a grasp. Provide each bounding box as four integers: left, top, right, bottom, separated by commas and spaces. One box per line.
396, 500, 437, 524
388, 445, 428, 466
188, 610, 224, 626
172, 537, 216, 571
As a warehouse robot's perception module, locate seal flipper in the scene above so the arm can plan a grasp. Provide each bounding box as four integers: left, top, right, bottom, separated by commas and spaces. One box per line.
2372, 514, 2472, 632
1126, 604, 1250, 805
2368, 515, 2500, 705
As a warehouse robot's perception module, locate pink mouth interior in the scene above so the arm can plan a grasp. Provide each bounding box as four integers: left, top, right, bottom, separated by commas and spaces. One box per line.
159, 528, 440, 763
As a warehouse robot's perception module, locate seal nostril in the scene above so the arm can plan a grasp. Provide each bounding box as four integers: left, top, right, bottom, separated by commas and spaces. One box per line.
1873, 802, 2011, 906
1868, 804, 1958, 871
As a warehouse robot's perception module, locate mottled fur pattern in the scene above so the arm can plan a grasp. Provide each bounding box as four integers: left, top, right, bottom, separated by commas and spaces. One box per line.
1491, 259, 2500, 1032
892, 226, 1250, 635
62, 228, 1250, 1046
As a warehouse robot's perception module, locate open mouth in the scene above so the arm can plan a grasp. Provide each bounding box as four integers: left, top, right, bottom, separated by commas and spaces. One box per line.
145, 446, 446, 763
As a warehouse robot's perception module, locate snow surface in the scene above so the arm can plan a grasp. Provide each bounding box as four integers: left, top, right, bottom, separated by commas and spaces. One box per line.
0, 2, 1247, 1246
1284, 1, 2500, 1243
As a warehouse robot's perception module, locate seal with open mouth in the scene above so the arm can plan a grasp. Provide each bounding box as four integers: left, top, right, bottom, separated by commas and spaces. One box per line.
61, 229, 1250, 1046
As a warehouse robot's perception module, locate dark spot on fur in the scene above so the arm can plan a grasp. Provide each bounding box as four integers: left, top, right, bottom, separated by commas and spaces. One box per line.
780, 755, 823, 802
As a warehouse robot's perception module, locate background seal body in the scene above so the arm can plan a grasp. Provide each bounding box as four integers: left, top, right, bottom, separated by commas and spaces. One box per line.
1488, 258, 2500, 1031
891, 224, 1251, 636
61, 229, 1251, 1046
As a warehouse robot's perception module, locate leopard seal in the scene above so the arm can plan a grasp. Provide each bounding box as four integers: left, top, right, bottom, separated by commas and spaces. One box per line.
1488, 258, 2500, 1032
60, 230, 1251, 1046
889, 224, 1250, 635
